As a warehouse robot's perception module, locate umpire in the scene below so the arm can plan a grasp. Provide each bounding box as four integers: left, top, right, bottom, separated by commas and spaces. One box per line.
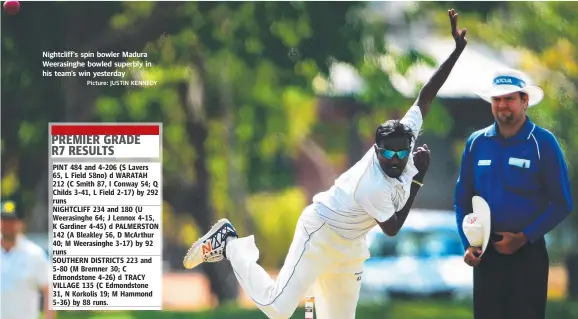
454, 69, 573, 319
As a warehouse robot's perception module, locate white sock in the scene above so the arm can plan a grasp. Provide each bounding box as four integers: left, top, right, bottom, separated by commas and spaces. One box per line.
225, 236, 236, 260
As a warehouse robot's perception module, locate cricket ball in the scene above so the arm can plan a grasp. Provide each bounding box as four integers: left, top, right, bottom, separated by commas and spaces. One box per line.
3, 1, 20, 15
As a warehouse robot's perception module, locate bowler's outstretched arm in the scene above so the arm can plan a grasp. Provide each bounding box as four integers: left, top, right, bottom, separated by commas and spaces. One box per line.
414, 9, 467, 118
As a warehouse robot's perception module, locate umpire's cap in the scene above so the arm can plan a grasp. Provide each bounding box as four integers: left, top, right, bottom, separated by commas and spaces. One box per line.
1, 200, 21, 220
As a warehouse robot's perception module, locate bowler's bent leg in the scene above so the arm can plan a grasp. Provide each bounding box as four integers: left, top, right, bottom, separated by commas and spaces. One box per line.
312, 258, 365, 319
226, 218, 327, 319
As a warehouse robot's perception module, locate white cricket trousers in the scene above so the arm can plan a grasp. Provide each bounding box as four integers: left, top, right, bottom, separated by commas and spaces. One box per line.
226, 203, 370, 319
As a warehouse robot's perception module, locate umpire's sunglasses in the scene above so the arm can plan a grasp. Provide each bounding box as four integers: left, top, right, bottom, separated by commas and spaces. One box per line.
375, 144, 410, 160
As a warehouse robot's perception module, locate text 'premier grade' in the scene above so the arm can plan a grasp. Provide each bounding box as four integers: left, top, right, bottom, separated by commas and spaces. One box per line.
48, 123, 163, 311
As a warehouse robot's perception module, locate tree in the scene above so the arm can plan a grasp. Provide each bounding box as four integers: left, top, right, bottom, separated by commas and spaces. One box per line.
2, 1, 430, 303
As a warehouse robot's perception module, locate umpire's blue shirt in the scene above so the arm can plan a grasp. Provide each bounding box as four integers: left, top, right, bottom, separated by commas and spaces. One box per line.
454, 116, 573, 250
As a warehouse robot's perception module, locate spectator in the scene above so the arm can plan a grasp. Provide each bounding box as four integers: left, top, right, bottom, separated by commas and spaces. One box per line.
1, 199, 54, 319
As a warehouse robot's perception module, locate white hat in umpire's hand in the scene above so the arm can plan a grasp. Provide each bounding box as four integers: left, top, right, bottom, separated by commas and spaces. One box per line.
475, 69, 544, 107
462, 196, 492, 256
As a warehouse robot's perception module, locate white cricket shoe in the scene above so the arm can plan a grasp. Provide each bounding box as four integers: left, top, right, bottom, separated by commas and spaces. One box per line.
183, 218, 238, 269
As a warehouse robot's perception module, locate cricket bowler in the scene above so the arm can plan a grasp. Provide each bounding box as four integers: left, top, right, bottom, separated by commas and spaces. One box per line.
184, 8, 468, 319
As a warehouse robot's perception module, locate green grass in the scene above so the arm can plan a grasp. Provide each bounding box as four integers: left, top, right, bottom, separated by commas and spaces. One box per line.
388, 300, 472, 319
52, 300, 578, 319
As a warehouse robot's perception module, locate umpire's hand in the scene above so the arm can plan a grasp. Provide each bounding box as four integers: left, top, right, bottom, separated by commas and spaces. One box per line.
464, 246, 482, 267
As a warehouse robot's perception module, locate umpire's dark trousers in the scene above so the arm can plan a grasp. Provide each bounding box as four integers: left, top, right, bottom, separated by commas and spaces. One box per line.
473, 236, 549, 319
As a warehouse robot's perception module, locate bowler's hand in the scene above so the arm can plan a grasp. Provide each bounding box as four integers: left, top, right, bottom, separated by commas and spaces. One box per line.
413, 144, 430, 180
492, 232, 527, 255
449, 8, 467, 50
464, 246, 482, 267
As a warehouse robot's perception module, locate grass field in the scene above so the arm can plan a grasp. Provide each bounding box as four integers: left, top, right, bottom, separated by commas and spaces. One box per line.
53, 300, 578, 319
160, 267, 569, 311
46, 268, 574, 319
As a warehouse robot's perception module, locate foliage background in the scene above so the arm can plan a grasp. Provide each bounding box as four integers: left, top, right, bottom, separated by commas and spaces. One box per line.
1, 0, 577, 315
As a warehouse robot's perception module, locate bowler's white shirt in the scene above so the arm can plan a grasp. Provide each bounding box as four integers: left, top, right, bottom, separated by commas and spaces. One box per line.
1, 234, 49, 319
312, 105, 423, 239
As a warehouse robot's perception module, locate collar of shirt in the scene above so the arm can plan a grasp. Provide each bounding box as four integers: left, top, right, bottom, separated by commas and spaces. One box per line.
484, 116, 535, 142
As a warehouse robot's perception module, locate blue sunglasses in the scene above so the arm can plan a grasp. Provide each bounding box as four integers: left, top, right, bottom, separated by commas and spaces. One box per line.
375, 145, 410, 160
